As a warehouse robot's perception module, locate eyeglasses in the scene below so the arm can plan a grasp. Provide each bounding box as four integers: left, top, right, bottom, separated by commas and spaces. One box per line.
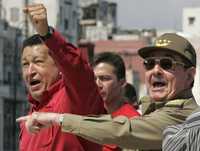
143, 57, 185, 70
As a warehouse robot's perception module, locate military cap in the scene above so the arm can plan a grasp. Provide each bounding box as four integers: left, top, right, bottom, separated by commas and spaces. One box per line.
138, 33, 196, 66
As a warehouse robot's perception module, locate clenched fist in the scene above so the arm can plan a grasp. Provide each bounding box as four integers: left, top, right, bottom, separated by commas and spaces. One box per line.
23, 3, 48, 36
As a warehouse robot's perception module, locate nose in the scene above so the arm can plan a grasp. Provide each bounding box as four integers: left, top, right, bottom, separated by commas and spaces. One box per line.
152, 64, 163, 75
27, 63, 37, 77
96, 78, 103, 89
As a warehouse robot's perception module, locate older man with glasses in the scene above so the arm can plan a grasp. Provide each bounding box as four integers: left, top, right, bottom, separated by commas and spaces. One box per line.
17, 33, 198, 151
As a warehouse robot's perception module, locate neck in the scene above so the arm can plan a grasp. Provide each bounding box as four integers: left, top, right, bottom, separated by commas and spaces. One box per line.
104, 97, 125, 113
174, 88, 193, 99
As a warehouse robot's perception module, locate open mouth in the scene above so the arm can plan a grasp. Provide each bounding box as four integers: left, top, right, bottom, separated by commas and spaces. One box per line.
153, 81, 166, 88
151, 76, 167, 89
30, 79, 41, 86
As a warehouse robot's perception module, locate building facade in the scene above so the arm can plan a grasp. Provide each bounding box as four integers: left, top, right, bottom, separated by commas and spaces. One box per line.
0, 19, 28, 151
1, 0, 79, 44
79, 0, 117, 41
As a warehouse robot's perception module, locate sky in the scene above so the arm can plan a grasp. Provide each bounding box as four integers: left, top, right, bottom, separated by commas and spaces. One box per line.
112, 0, 200, 31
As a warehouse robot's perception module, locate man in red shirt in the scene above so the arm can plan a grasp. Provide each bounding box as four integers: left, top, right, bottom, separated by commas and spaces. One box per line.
92, 52, 140, 151
18, 3, 105, 151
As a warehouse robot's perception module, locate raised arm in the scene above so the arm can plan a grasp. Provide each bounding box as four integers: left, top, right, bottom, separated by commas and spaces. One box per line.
24, 3, 104, 114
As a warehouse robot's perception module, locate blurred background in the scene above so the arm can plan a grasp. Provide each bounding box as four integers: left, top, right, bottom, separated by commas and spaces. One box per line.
0, 0, 200, 150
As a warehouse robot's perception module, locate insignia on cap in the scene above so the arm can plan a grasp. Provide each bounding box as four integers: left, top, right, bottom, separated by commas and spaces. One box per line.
155, 39, 171, 47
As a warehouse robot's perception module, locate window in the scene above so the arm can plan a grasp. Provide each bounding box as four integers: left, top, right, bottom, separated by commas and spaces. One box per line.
188, 17, 195, 25
3, 71, 11, 84
83, 6, 97, 20
64, 19, 69, 30
72, 11, 77, 28
64, 0, 72, 5
59, 6, 63, 24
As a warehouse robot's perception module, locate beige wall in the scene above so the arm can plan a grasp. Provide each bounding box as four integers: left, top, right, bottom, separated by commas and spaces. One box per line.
190, 38, 200, 105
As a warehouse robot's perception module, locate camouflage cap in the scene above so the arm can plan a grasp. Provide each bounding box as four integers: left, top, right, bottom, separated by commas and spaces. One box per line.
138, 33, 196, 66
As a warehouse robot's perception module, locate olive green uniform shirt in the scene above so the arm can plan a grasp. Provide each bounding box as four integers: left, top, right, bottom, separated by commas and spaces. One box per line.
61, 91, 198, 151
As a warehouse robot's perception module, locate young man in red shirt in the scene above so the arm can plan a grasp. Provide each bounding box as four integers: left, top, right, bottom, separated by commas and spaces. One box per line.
93, 52, 140, 151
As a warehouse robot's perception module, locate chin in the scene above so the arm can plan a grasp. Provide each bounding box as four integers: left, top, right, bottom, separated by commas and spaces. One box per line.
33, 95, 43, 101
30, 91, 43, 101
151, 94, 166, 102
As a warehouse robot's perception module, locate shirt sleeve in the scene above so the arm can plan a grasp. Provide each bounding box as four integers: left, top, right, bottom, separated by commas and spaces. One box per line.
61, 107, 191, 150
44, 30, 94, 86
43, 30, 104, 114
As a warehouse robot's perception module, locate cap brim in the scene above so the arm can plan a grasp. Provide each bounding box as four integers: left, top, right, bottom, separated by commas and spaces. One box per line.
138, 46, 175, 58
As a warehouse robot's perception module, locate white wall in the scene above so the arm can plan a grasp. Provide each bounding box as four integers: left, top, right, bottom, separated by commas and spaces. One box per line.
183, 7, 200, 37
190, 38, 200, 105
182, 8, 200, 105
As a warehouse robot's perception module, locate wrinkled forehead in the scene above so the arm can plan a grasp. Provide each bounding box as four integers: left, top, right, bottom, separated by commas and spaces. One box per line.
22, 44, 50, 59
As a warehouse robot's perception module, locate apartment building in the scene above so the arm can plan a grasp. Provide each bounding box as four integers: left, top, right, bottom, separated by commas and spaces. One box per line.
79, 0, 117, 41
1, 0, 79, 44
0, 19, 27, 151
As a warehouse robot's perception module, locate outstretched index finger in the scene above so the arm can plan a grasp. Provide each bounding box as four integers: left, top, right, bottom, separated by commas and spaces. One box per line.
16, 115, 30, 122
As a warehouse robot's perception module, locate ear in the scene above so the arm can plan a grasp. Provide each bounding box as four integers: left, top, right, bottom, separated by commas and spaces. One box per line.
119, 78, 126, 88
186, 67, 196, 85
187, 67, 196, 78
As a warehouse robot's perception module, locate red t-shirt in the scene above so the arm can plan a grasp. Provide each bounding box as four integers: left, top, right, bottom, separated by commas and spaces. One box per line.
103, 103, 140, 151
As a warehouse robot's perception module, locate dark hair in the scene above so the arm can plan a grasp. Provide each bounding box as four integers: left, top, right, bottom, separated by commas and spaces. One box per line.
93, 52, 125, 80
22, 34, 43, 52
124, 83, 139, 109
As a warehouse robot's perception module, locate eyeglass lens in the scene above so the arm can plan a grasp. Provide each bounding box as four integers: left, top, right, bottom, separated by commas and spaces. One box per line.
144, 58, 173, 70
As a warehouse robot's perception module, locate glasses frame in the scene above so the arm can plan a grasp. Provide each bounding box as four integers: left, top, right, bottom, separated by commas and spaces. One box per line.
143, 57, 186, 70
